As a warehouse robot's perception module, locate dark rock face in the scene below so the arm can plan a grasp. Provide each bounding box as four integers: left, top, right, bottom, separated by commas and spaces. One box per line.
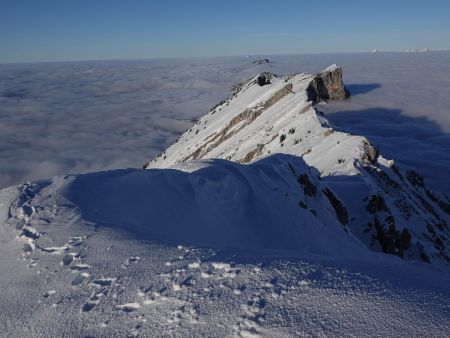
367, 194, 390, 214
323, 188, 349, 225
306, 65, 350, 102
297, 174, 316, 196
438, 198, 450, 215
406, 170, 425, 188
257, 74, 271, 86
373, 216, 412, 258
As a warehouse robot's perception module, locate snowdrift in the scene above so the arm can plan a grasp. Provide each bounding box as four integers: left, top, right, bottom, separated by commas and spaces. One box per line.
4, 154, 366, 258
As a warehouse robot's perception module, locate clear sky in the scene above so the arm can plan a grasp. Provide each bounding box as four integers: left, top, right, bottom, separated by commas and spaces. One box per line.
1, 0, 450, 63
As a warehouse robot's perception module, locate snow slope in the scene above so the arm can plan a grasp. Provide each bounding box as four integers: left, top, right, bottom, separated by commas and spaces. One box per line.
1, 156, 449, 337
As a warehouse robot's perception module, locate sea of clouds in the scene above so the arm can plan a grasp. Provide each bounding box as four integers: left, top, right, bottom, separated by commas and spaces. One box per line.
1, 52, 449, 193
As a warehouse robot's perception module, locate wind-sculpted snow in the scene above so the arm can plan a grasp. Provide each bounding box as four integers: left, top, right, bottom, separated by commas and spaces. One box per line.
61, 155, 363, 255
1, 157, 449, 337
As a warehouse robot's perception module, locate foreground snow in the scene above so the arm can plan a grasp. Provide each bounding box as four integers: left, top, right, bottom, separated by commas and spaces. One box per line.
1, 157, 449, 337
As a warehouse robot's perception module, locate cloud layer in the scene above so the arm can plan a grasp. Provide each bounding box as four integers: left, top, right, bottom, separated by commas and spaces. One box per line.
1, 53, 449, 193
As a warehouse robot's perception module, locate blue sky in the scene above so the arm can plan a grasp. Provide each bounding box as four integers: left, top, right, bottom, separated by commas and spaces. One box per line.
1, 0, 450, 63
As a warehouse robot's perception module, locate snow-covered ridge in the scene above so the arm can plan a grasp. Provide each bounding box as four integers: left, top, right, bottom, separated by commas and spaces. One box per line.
146, 65, 450, 267
1, 64, 449, 337
146, 65, 357, 174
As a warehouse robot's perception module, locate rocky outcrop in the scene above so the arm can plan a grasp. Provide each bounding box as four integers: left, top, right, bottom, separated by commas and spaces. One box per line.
306, 64, 350, 102
252, 58, 270, 65
373, 217, 412, 259
361, 140, 380, 164
323, 188, 349, 225
257, 73, 272, 86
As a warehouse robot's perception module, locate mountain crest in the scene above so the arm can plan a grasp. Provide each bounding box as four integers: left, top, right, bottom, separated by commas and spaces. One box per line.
145, 65, 450, 267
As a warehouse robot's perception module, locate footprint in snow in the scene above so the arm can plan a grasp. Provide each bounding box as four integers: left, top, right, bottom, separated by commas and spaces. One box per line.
27, 258, 38, 268
40, 245, 69, 254
91, 278, 115, 287
167, 304, 199, 324
23, 242, 34, 254
15, 218, 26, 230
234, 295, 268, 338
62, 253, 76, 265
71, 273, 89, 286
81, 289, 107, 312
21, 204, 34, 217
68, 236, 85, 247
21, 226, 40, 240
116, 302, 141, 313
123, 256, 140, 268
43, 290, 56, 298
70, 263, 90, 271
81, 302, 97, 313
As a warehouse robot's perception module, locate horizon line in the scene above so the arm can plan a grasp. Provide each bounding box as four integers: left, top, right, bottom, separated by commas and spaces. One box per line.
1, 49, 448, 66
